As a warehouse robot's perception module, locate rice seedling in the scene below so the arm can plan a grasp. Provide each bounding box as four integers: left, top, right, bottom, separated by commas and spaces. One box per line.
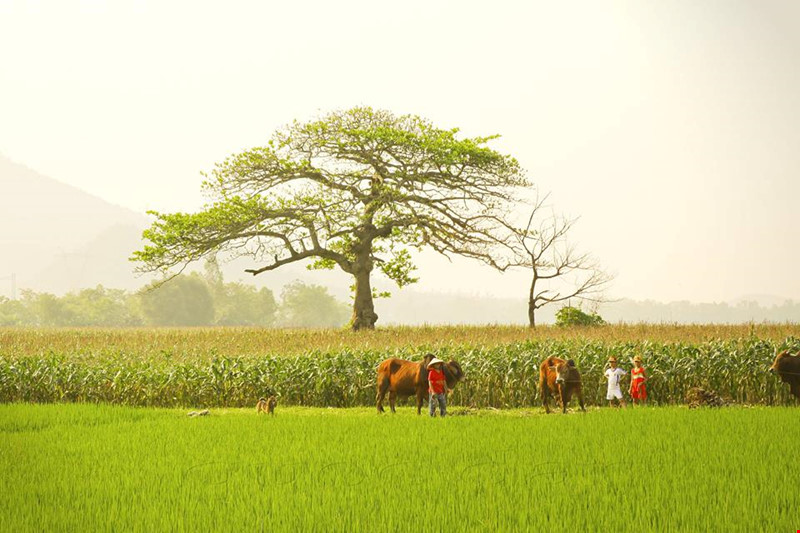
0, 404, 797, 532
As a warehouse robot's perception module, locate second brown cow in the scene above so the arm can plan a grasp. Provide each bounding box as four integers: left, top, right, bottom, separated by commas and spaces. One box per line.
376, 354, 465, 414
539, 356, 586, 414
769, 350, 800, 401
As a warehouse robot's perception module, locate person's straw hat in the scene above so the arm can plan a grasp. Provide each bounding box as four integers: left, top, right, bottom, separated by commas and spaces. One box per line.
428, 357, 445, 368
633, 355, 643, 363
607, 356, 618, 363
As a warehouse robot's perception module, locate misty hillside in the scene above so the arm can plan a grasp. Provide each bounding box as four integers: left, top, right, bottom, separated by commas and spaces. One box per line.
0, 155, 353, 297
0, 156, 149, 295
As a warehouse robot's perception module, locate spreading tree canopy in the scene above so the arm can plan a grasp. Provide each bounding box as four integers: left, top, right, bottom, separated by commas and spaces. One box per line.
132, 107, 529, 330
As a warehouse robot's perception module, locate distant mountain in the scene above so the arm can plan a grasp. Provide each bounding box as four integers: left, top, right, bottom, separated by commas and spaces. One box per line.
0, 156, 149, 295
33, 224, 156, 293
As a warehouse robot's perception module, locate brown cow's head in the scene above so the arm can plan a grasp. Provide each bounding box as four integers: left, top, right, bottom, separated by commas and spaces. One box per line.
443, 360, 465, 389
769, 351, 790, 374
419, 353, 436, 381
555, 359, 577, 385
769, 351, 800, 392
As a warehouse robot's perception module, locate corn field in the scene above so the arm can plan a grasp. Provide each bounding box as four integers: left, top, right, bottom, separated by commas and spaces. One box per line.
1, 324, 798, 360
1, 327, 797, 407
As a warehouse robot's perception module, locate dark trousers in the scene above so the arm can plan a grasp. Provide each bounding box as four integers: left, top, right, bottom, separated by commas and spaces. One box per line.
429, 393, 446, 417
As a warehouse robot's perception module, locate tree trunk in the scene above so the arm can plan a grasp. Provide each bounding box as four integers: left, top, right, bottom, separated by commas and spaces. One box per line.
528, 273, 537, 329
528, 301, 536, 329
351, 263, 378, 331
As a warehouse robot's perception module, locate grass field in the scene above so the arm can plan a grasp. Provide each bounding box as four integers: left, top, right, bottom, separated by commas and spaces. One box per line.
1, 404, 797, 532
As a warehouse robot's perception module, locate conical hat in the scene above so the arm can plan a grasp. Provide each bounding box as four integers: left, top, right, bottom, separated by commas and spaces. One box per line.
428, 357, 445, 368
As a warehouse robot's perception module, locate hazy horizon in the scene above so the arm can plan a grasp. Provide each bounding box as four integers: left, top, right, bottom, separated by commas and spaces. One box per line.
2, 1, 799, 305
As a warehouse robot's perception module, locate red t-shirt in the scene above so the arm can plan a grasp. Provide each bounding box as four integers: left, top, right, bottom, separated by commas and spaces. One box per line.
428, 368, 446, 394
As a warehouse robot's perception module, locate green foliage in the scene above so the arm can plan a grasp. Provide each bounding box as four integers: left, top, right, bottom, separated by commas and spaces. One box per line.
0, 288, 140, 327
307, 257, 337, 270
138, 275, 215, 327
0, 256, 289, 327
0, 297, 33, 326
555, 306, 606, 327
214, 283, 277, 327
202, 257, 277, 326
0, 278, 317, 328
278, 281, 349, 328
60, 286, 141, 327
27, 291, 73, 326
376, 247, 418, 288
133, 196, 274, 271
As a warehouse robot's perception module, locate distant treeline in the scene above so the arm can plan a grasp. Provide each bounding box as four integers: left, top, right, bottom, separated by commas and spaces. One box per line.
4, 287, 800, 327
377, 293, 800, 326
3, 264, 800, 327
599, 299, 800, 325
0, 261, 349, 328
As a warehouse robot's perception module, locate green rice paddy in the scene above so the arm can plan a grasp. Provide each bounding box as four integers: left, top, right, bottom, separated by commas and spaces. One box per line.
1, 404, 797, 532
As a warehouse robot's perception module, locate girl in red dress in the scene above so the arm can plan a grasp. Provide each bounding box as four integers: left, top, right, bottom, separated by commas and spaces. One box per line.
629, 355, 647, 406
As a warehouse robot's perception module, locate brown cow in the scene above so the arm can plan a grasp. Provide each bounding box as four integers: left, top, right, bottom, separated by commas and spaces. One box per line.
376, 354, 465, 414
769, 350, 800, 401
539, 356, 586, 414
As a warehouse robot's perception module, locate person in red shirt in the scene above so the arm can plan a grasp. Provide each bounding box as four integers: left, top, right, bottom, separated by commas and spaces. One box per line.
629, 355, 647, 406
428, 357, 448, 417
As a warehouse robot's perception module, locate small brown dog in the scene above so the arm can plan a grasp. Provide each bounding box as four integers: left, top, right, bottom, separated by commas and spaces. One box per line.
256, 396, 277, 415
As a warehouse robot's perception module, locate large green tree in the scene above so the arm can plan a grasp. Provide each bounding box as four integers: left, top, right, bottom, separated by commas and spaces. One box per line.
132, 107, 528, 330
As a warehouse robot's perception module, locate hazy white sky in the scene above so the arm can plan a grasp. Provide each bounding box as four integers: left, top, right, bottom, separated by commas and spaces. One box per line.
1, 0, 799, 302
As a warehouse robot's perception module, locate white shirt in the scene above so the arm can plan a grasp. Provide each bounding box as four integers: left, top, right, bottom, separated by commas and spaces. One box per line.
605, 368, 626, 392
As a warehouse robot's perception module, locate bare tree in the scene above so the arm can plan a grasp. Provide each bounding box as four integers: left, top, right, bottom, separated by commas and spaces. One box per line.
512, 196, 613, 328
